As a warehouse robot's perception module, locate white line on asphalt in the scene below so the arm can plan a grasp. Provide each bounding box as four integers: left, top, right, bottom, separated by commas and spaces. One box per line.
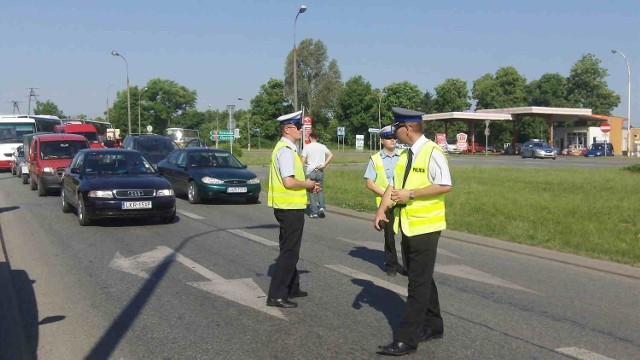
228, 229, 279, 247
556, 347, 616, 360
337, 237, 460, 258
325, 264, 408, 297
435, 265, 539, 294
177, 209, 204, 220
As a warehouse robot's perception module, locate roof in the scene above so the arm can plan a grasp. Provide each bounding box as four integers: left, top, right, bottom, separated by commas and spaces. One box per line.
475, 106, 606, 122
33, 133, 89, 141
422, 112, 512, 122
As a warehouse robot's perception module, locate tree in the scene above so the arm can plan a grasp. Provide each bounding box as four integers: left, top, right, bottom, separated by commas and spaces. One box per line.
566, 53, 620, 114
250, 78, 293, 142
34, 100, 64, 118
284, 39, 342, 132
109, 79, 197, 135
433, 78, 471, 112
526, 73, 569, 107
335, 75, 378, 145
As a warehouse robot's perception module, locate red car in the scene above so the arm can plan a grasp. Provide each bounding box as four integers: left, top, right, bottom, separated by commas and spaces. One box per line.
466, 141, 486, 153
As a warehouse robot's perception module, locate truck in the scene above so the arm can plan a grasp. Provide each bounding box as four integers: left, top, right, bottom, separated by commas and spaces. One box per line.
53, 122, 104, 148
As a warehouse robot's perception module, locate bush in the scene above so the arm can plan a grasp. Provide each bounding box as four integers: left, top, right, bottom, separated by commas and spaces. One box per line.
218, 142, 243, 158
622, 163, 640, 173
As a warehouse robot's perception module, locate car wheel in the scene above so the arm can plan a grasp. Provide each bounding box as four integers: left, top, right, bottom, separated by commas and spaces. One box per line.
247, 195, 259, 204
11, 167, 16, 176
521, 152, 525, 159
188, 181, 201, 204
77, 196, 92, 226
37, 177, 47, 196
61, 188, 72, 213
22, 173, 28, 184
162, 211, 176, 224
30, 175, 37, 190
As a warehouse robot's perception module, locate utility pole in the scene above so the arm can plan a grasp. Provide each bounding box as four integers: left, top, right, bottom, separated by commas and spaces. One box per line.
10, 101, 21, 114
26, 87, 39, 116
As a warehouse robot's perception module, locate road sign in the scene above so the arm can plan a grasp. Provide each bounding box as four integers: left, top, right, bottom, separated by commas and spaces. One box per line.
600, 122, 611, 133
337, 127, 345, 136
218, 130, 235, 136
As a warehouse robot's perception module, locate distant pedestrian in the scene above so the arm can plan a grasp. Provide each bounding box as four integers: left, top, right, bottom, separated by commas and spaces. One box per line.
364, 125, 403, 276
374, 107, 452, 356
300, 132, 333, 218
266, 110, 320, 309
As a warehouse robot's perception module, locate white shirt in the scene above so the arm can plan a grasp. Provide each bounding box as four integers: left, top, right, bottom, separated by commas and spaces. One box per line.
301, 141, 331, 174
410, 135, 452, 186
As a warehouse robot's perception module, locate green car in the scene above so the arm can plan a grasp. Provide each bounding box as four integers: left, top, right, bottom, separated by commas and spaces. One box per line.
157, 148, 261, 204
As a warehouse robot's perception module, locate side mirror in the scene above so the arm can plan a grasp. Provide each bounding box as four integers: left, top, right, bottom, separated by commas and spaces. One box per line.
242, 164, 247, 169
71, 168, 80, 174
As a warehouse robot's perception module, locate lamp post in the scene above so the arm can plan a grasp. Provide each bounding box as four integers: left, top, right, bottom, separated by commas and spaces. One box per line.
138, 87, 147, 134
111, 50, 132, 135
293, 5, 307, 112
611, 49, 631, 157
106, 84, 114, 123
377, 90, 385, 150
236, 97, 251, 151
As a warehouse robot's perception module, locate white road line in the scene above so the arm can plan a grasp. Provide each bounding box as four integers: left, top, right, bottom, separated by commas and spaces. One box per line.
337, 237, 460, 258
436, 265, 538, 294
177, 209, 204, 220
556, 347, 616, 360
157, 246, 224, 281
228, 229, 279, 247
326, 264, 408, 297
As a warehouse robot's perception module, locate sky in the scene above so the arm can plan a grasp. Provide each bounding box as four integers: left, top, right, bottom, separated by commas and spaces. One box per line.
1, 0, 638, 126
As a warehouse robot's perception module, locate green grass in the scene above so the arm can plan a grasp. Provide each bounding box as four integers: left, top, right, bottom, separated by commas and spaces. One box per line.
322, 167, 640, 266
238, 150, 371, 166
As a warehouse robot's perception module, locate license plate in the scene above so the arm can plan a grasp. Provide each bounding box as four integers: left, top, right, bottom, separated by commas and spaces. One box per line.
122, 201, 152, 209
227, 187, 247, 193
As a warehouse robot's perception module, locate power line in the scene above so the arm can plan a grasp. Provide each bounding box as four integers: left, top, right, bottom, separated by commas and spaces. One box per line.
26, 87, 39, 115
9, 100, 22, 114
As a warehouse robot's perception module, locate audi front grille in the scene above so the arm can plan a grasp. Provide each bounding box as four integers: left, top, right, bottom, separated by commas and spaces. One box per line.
114, 189, 156, 198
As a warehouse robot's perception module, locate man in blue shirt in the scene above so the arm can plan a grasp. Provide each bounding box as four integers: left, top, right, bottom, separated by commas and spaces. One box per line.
364, 125, 403, 276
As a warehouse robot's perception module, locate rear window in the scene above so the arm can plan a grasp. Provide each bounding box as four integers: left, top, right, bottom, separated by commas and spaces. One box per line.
40, 140, 89, 160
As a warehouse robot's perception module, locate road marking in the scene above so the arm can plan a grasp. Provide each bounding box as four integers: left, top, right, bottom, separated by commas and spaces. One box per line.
337, 237, 460, 258
556, 347, 616, 360
326, 265, 408, 297
177, 209, 204, 220
228, 229, 279, 247
109, 246, 285, 319
435, 265, 538, 294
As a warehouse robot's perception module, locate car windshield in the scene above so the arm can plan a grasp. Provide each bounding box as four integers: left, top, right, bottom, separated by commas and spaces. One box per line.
40, 141, 89, 159
188, 151, 243, 168
85, 152, 155, 174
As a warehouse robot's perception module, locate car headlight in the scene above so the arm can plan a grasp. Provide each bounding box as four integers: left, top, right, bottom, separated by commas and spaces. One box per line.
43, 166, 55, 174
88, 190, 114, 198
247, 178, 261, 184
156, 189, 174, 196
202, 177, 224, 184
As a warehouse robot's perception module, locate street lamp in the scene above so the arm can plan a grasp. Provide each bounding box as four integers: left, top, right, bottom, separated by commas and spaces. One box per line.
237, 97, 251, 151
138, 87, 147, 134
111, 50, 132, 135
611, 49, 631, 157
106, 84, 114, 123
293, 4, 307, 112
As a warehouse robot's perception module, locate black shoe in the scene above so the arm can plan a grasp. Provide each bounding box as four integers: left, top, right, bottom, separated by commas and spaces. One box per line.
386, 267, 398, 277
417, 328, 443, 343
266, 298, 298, 308
289, 290, 308, 299
318, 211, 326, 218
378, 341, 416, 356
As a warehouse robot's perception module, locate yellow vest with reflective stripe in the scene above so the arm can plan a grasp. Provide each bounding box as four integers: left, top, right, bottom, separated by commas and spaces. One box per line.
370, 152, 390, 206
268, 141, 307, 209
393, 141, 447, 236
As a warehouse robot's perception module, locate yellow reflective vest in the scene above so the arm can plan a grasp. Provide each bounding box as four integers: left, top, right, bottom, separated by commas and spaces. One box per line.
393, 141, 447, 236
268, 141, 307, 209
370, 152, 390, 206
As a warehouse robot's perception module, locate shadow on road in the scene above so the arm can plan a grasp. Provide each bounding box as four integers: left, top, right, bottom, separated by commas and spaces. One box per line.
86, 229, 216, 359
0, 264, 38, 360
0, 206, 19, 214
348, 246, 386, 271
351, 278, 404, 337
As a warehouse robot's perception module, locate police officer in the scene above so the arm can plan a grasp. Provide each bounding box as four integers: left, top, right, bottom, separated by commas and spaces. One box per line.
364, 125, 403, 276
266, 110, 320, 308
373, 107, 453, 356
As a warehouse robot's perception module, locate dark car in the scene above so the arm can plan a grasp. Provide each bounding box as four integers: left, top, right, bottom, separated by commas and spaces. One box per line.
121, 134, 179, 168
585, 143, 614, 157
61, 149, 176, 226
157, 148, 261, 204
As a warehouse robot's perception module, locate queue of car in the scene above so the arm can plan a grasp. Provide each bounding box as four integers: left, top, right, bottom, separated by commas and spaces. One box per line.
7, 132, 261, 227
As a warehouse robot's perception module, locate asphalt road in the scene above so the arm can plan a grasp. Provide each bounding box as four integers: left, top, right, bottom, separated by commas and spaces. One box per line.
1, 169, 639, 359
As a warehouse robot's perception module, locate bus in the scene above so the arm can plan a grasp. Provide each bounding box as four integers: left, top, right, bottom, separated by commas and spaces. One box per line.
0, 115, 37, 170
166, 128, 201, 147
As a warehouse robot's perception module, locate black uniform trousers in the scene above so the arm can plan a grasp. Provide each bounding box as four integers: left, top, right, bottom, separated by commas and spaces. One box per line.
396, 230, 443, 347
268, 208, 305, 299
383, 208, 400, 269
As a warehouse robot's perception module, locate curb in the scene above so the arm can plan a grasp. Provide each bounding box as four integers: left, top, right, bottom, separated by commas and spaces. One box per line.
320, 202, 640, 281
0, 223, 28, 360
